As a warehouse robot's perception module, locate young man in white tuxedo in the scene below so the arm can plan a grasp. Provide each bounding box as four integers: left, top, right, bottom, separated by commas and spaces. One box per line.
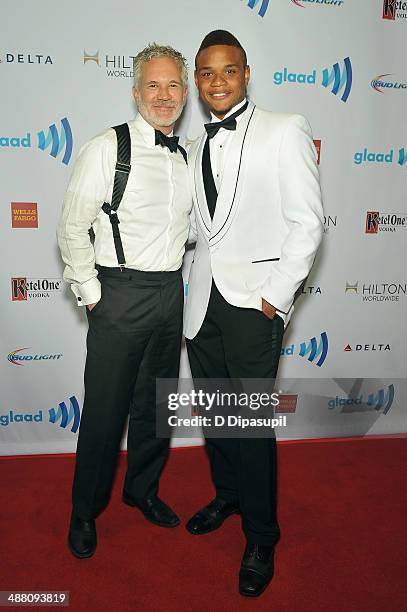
184, 30, 324, 597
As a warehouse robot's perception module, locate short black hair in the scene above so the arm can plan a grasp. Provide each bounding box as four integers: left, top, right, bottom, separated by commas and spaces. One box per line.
195, 30, 247, 67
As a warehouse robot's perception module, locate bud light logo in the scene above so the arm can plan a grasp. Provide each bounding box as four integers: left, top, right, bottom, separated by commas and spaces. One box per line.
371, 74, 407, 93
273, 58, 352, 103
292, 0, 344, 6
49, 396, 81, 433
299, 332, 329, 367
38, 118, 73, 165
7, 348, 63, 366
240, 0, 270, 17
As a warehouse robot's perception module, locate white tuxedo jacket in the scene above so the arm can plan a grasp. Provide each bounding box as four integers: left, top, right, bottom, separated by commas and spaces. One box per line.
184, 101, 324, 340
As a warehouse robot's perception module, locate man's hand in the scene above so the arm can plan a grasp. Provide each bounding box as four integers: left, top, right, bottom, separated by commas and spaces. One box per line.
87, 302, 97, 311
262, 298, 276, 320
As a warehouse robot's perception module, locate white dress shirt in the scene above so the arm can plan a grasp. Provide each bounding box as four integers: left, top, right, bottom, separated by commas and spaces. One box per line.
208, 98, 247, 191
57, 113, 192, 306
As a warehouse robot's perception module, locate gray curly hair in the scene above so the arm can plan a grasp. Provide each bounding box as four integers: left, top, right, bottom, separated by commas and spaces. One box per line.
133, 43, 188, 88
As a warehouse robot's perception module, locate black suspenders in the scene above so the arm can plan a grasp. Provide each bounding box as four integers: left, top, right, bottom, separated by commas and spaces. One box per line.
102, 123, 131, 269
101, 122, 187, 269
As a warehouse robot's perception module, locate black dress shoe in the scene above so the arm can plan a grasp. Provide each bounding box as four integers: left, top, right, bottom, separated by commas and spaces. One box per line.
122, 494, 180, 528
68, 513, 96, 559
185, 498, 239, 535
239, 543, 275, 597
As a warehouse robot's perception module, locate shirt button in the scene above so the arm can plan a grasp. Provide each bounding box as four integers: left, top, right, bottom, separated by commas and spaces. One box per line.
77, 297, 82, 302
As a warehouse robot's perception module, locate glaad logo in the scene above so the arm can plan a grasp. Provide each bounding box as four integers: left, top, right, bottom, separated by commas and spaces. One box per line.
0, 118, 73, 165
327, 384, 395, 414
292, 0, 344, 7
7, 348, 63, 366
371, 74, 407, 93
49, 396, 81, 434
11, 277, 62, 301
0, 410, 43, 427
365, 211, 407, 234
281, 332, 329, 367
0, 397, 80, 432
353, 147, 407, 167
382, 0, 407, 20
345, 281, 406, 302
273, 58, 352, 103
38, 118, 73, 165
240, 0, 270, 17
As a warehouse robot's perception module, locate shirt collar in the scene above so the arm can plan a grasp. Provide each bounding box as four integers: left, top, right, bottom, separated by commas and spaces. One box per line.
133, 112, 174, 147
210, 97, 248, 124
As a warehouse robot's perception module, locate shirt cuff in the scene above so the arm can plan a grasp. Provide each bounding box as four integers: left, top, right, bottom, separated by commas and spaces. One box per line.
71, 276, 101, 306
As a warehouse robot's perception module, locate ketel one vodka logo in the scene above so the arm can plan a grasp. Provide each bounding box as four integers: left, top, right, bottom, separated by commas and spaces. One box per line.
11, 277, 62, 301
382, 0, 407, 21
365, 211, 407, 234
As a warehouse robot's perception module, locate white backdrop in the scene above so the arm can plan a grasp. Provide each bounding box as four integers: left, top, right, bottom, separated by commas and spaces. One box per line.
1, 0, 406, 455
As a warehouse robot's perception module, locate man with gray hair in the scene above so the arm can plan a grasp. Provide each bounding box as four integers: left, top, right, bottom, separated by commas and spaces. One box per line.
58, 43, 191, 558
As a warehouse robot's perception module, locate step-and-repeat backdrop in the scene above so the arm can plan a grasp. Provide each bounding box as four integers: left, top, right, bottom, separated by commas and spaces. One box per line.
1, 0, 406, 455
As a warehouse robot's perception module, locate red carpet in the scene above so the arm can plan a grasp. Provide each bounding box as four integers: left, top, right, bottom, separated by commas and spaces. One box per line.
1, 438, 406, 611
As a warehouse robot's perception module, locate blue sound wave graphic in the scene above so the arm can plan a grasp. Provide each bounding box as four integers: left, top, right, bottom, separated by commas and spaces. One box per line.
37, 117, 73, 165
48, 396, 81, 433
367, 384, 395, 415
322, 57, 352, 103
299, 332, 329, 367
242, 0, 270, 17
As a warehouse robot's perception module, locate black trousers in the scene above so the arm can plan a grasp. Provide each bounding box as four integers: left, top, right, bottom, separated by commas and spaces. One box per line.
186, 282, 284, 545
72, 266, 183, 520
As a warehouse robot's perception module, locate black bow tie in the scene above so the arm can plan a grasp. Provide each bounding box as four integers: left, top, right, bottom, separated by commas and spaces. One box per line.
204, 100, 249, 139
155, 130, 179, 153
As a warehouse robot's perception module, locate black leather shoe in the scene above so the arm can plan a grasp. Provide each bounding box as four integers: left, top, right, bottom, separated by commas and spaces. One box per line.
239, 543, 275, 597
185, 498, 240, 535
68, 513, 96, 559
123, 494, 180, 528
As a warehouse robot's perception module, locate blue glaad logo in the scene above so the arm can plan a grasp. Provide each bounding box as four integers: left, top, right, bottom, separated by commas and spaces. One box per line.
38, 118, 73, 165
328, 384, 395, 415
273, 58, 352, 103
353, 147, 407, 166
49, 396, 81, 433
240, 0, 270, 17
281, 332, 329, 367
0, 118, 73, 165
